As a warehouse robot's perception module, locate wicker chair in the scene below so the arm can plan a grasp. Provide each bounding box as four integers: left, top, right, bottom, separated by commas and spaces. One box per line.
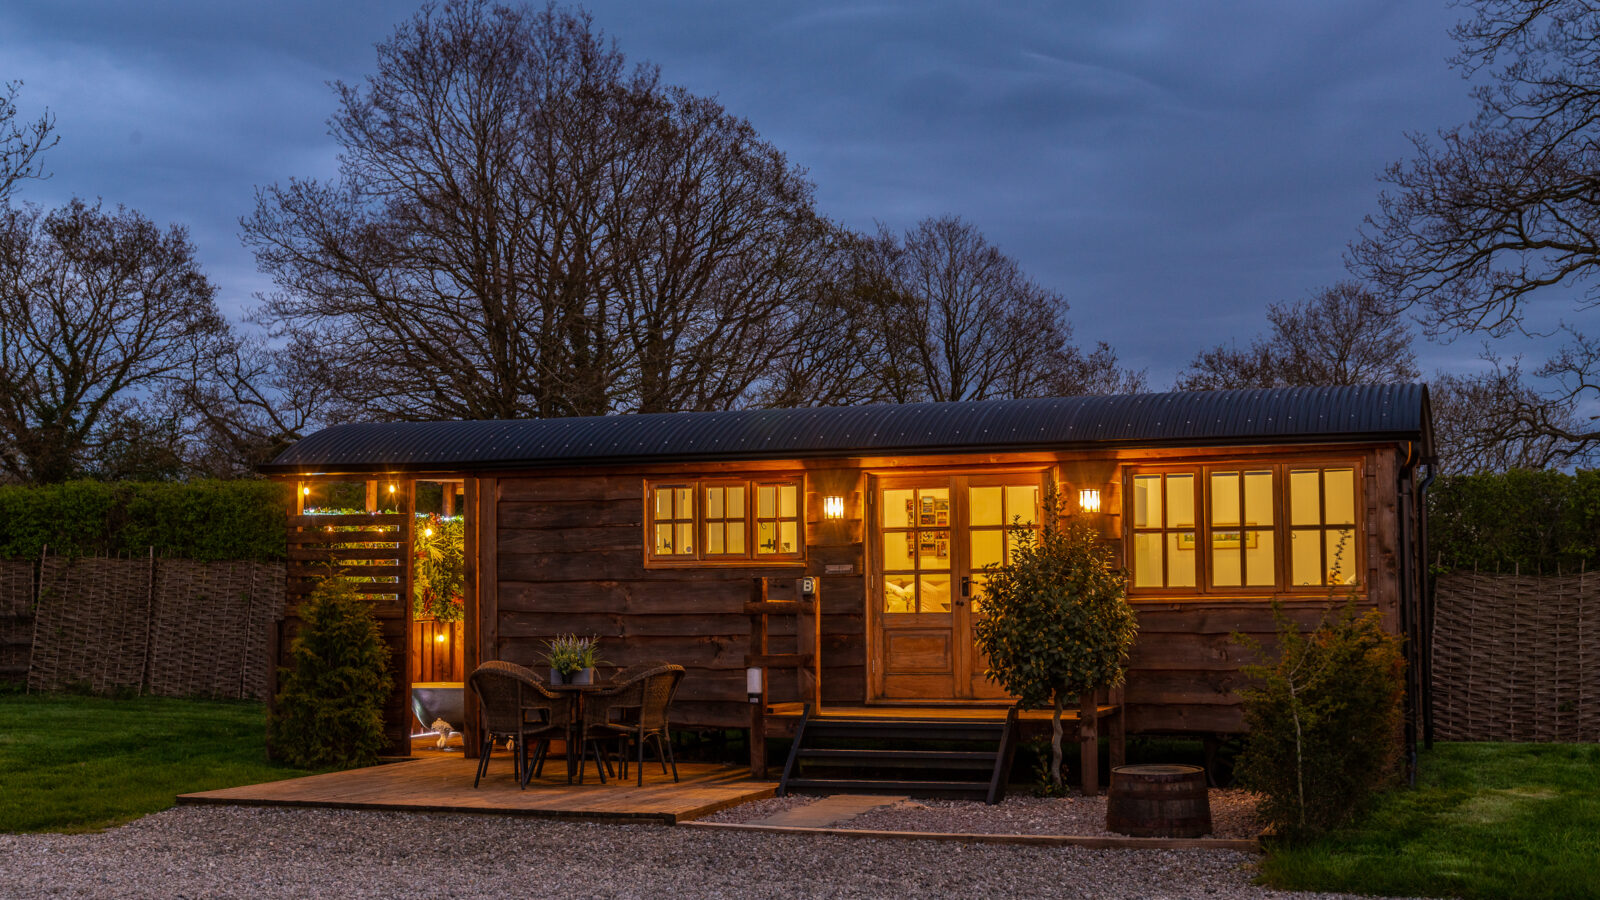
467, 661, 569, 789
581, 663, 685, 786
519, 676, 577, 787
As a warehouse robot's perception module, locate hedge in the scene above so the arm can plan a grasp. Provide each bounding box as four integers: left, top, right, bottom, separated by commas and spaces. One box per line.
0, 480, 288, 561
1428, 470, 1600, 574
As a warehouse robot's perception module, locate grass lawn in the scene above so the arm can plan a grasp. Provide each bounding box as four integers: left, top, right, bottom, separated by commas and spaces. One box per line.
0, 693, 313, 833
1259, 742, 1600, 900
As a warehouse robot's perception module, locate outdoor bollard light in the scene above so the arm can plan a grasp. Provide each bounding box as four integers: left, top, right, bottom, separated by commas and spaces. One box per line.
746, 666, 763, 703
823, 495, 845, 519
1079, 488, 1101, 513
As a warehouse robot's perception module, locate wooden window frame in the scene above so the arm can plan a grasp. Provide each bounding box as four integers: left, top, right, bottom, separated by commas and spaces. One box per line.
1122, 459, 1365, 598
1283, 463, 1365, 592
644, 476, 806, 567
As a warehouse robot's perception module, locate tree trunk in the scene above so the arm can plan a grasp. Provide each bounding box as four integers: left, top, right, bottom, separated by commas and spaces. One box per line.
1051, 692, 1064, 793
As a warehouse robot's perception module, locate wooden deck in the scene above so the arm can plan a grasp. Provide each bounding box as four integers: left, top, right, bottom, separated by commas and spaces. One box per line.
762, 703, 1119, 736
178, 757, 776, 824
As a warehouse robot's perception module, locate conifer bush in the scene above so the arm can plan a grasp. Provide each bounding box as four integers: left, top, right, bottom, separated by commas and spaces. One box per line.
1234, 602, 1406, 841
269, 577, 392, 769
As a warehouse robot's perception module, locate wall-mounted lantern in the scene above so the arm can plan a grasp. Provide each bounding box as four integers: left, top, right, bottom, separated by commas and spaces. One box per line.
1079, 488, 1102, 513
823, 495, 846, 519
746, 666, 764, 703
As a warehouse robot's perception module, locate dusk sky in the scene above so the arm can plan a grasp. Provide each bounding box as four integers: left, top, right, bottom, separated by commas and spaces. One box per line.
0, 0, 1516, 387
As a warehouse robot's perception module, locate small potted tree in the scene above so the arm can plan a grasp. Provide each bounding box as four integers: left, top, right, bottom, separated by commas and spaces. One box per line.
973, 490, 1137, 795
543, 634, 603, 685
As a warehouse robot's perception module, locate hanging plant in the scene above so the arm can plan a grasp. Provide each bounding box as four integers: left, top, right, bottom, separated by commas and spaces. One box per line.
413, 514, 465, 622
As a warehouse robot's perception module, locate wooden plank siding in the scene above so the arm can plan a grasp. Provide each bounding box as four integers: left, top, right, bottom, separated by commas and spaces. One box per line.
276, 440, 1418, 743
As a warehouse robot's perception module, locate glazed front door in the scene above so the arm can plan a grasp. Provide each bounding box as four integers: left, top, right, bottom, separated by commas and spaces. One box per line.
872, 474, 1042, 700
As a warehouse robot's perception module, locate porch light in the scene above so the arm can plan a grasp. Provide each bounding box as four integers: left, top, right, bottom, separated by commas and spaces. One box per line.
388, 483, 396, 494
301, 486, 310, 497
746, 666, 763, 704
1079, 488, 1101, 513
434, 633, 447, 643
823, 495, 845, 519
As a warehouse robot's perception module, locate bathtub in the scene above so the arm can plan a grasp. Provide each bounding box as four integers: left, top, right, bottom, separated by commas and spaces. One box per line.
411, 682, 465, 737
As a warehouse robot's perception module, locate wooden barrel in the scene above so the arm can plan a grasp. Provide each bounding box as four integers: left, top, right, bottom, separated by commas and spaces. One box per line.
1105, 764, 1212, 837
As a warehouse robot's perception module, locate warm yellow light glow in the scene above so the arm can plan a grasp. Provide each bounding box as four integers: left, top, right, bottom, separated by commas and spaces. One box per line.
823, 495, 845, 520
424, 527, 433, 537
434, 633, 447, 643
1079, 488, 1101, 513
301, 486, 310, 496
388, 483, 396, 493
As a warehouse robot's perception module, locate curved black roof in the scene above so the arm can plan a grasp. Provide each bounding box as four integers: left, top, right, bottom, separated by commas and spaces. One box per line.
260, 384, 1433, 475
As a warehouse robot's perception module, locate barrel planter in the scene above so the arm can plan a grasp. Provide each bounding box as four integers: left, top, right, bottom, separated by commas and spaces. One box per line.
1105, 764, 1212, 837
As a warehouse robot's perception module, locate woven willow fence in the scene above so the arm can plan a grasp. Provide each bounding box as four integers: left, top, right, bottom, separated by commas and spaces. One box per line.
8, 553, 284, 700
1433, 572, 1599, 742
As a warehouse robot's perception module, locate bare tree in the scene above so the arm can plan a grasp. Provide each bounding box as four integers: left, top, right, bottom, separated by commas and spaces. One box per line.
0, 200, 227, 482
1350, 0, 1600, 453
245, 0, 827, 422
0, 81, 56, 203
1430, 360, 1590, 473
849, 216, 1142, 403
1176, 282, 1419, 389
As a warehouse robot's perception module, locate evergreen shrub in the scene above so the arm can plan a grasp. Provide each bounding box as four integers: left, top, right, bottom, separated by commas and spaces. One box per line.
0, 480, 287, 560
268, 577, 393, 769
1234, 602, 1406, 841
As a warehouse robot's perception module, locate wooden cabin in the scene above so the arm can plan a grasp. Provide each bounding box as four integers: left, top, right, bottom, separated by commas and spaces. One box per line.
261, 385, 1434, 767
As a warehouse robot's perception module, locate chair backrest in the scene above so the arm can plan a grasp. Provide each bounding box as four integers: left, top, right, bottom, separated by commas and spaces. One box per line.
522, 676, 573, 730
637, 665, 685, 731
468, 661, 541, 735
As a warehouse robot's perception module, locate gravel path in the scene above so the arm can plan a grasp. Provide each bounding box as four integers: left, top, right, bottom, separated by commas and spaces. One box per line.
0, 805, 1391, 899
706, 790, 1263, 839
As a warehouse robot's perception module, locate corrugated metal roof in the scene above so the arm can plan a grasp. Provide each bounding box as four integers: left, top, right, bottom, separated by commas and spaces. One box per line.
260, 384, 1433, 475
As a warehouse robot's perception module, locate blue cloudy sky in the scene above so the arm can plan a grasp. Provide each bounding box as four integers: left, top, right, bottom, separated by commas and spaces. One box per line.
0, 1, 1515, 386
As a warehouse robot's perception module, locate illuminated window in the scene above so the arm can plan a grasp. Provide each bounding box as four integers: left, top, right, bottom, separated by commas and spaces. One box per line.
1209, 470, 1276, 588
646, 477, 803, 564
1129, 472, 1198, 589
880, 487, 952, 613
1289, 467, 1359, 587
966, 484, 1040, 609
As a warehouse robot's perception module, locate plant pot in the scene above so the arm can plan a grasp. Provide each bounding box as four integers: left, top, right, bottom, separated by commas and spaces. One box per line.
550, 668, 565, 685
570, 667, 594, 685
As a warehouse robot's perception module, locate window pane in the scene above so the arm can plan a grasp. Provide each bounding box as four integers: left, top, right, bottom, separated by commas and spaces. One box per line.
883, 489, 913, 528
1168, 531, 1196, 586
1133, 532, 1163, 586
1211, 531, 1241, 586
1291, 529, 1322, 585
1006, 485, 1039, 525
706, 487, 724, 519
655, 524, 674, 555
707, 525, 724, 555
1133, 475, 1161, 528
779, 521, 799, 554
1327, 529, 1357, 584
969, 486, 1003, 527
727, 486, 745, 517
675, 488, 693, 519
971, 529, 1005, 570
757, 521, 777, 555
1289, 470, 1321, 526
654, 488, 674, 520
1325, 468, 1356, 525
675, 523, 694, 555
1211, 472, 1240, 527
778, 484, 798, 519
921, 575, 951, 612
1167, 474, 1194, 528
883, 532, 914, 570
884, 575, 916, 613
1244, 471, 1273, 526
918, 531, 951, 570
1245, 529, 1275, 586
757, 485, 776, 519
919, 489, 950, 526
727, 522, 745, 555
969, 574, 990, 612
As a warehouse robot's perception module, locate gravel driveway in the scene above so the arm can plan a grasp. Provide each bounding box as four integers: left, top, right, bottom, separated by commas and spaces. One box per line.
0, 806, 1381, 899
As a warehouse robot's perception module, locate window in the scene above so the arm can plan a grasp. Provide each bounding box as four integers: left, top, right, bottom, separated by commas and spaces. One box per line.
967, 483, 1040, 609
1129, 472, 1198, 588
881, 486, 952, 613
646, 477, 802, 564
1126, 462, 1361, 594
1288, 467, 1358, 586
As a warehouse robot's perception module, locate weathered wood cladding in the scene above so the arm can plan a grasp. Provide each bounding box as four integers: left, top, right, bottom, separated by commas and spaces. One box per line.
480, 442, 1416, 736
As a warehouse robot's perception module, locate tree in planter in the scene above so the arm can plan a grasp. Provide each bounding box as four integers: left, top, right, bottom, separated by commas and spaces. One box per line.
269, 577, 393, 769
1233, 601, 1405, 841
973, 495, 1137, 794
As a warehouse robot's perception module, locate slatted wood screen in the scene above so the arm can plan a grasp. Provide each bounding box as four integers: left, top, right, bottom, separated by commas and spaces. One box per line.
285, 511, 413, 754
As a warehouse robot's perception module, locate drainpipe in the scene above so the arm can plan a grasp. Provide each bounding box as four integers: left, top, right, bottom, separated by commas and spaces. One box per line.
1417, 460, 1437, 755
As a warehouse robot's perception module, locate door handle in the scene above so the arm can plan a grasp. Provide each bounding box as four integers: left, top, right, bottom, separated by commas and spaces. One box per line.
959, 576, 970, 598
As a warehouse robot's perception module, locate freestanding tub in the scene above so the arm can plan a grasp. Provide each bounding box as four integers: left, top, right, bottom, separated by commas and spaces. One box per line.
411, 682, 465, 737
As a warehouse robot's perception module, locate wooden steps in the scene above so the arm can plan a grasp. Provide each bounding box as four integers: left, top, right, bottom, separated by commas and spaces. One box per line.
777, 707, 1018, 804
